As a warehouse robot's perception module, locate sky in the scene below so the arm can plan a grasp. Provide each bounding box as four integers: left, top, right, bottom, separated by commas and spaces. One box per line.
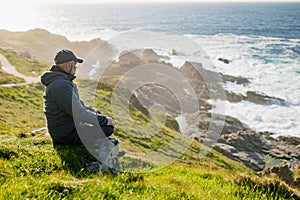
6, 0, 300, 4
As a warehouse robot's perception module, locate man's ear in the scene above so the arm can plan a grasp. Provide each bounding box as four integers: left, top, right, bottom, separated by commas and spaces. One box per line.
66, 63, 71, 70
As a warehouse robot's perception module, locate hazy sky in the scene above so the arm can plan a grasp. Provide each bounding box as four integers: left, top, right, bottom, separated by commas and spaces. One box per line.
7, 0, 300, 4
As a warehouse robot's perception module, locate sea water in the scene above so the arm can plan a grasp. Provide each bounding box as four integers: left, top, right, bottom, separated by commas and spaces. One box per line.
0, 3, 299, 137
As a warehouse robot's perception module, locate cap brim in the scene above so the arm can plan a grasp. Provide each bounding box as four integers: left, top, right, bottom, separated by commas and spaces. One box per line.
75, 58, 83, 63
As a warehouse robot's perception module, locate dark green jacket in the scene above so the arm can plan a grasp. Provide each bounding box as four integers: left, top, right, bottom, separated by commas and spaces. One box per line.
41, 65, 108, 144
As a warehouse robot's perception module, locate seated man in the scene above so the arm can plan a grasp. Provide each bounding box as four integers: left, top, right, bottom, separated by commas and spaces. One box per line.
41, 49, 123, 174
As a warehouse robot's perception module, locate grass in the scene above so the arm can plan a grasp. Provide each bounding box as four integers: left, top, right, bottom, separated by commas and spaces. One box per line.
0, 61, 25, 85
0, 136, 299, 199
0, 83, 45, 139
0, 48, 48, 77
0, 81, 299, 199
0, 68, 299, 199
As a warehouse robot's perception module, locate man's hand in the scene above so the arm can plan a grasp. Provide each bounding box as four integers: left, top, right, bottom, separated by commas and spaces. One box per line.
107, 117, 115, 127
95, 110, 102, 115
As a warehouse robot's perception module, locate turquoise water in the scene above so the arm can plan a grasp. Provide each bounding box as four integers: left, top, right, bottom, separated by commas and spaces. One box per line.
33, 3, 300, 39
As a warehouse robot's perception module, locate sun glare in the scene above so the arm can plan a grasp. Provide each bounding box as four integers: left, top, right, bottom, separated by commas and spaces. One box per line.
0, 4, 38, 31
2, 0, 300, 4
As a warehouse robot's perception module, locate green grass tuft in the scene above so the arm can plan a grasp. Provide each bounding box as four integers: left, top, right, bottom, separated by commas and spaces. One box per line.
0, 61, 25, 84
0, 48, 48, 77
0, 83, 45, 139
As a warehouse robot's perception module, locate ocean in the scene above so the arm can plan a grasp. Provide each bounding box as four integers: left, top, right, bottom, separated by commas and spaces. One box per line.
0, 3, 299, 137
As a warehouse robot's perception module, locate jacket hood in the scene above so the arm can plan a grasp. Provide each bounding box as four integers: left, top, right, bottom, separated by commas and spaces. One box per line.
41, 65, 75, 86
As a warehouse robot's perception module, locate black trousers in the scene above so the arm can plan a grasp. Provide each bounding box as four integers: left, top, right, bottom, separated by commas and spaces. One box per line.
53, 125, 114, 146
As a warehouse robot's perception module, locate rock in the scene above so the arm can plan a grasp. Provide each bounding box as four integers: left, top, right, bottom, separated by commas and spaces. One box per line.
4, 48, 32, 58
270, 165, 294, 185
172, 49, 178, 55
264, 135, 300, 170
276, 136, 300, 146
225, 90, 289, 106
222, 74, 251, 86
213, 143, 237, 155
31, 127, 47, 136
129, 94, 149, 118
15, 50, 31, 58
179, 61, 224, 100
217, 58, 230, 64
225, 91, 244, 103
215, 129, 300, 175
243, 91, 288, 106
228, 131, 271, 152
0, 28, 104, 65
232, 151, 265, 171
267, 148, 292, 160
213, 143, 265, 171
213, 130, 270, 171
19, 127, 48, 138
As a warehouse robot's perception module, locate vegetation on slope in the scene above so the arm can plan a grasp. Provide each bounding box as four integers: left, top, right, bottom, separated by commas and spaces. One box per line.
0, 135, 298, 199
0, 48, 48, 77
0, 83, 45, 139
0, 52, 298, 199
0, 61, 25, 85
0, 80, 299, 199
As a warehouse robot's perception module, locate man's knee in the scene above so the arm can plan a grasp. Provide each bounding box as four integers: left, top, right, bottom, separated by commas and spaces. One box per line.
101, 125, 114, 137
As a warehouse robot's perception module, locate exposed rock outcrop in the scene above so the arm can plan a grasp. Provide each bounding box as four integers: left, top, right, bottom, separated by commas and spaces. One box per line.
217, 58, 230, 64
212, 128, 300, 186
213, 130, 270, 171
1, 29, 298, 186
0, 28, 103, 64
95, 48, 298, 179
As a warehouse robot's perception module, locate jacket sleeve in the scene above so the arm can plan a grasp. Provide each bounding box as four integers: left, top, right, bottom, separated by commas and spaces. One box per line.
53, 81, 108, 126
80, 100, 96, 112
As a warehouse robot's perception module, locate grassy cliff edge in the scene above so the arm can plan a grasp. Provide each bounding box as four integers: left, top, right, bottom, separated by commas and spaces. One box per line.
0, 80, 299, 199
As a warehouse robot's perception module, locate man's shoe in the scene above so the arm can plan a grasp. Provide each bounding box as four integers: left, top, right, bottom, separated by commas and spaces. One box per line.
84, 161, 102, 174
118, 150, 126, 157
109, 138, 119, 145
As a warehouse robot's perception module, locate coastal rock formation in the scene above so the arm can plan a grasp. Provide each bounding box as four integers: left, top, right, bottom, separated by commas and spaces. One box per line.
172, 49, 178, 55
217, 58, 230, 64
183, 109, 299, 185
222, 74, 250, 86
209, 128, 300, 188
225, 90, 289, 106
1, 29, 298, 186
213, 130, 269, 171
264, 134, 300, 170
97, 47, 298, 178
0, 28, 103, 64
263, 165, 296, 186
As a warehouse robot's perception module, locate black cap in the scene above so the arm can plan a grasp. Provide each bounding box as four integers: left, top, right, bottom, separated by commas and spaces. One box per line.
54, 50, 83, 64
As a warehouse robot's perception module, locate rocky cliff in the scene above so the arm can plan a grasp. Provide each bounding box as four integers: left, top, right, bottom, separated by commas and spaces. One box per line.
0, 29, 298, 187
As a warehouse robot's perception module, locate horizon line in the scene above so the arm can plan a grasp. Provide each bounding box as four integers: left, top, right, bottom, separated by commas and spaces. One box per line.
24, 1, 300, 5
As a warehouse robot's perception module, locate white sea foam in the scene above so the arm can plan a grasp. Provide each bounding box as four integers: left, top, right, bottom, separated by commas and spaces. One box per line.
188, 34, 300, 105
208, 99, 300, 138
107, 33, 300, 138
189, 34, 300, 137
222, 82, 248, 96
152, 49, 186, 68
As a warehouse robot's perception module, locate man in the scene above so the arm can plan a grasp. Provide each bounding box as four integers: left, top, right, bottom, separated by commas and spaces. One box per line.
41, 50, 123, 173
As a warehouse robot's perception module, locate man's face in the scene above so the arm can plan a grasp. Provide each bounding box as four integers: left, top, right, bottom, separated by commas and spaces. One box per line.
67, 61, 77, 75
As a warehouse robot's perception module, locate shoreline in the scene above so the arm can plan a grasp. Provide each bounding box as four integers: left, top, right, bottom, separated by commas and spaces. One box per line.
0, 28, 299, 177
0, 28, 298, 138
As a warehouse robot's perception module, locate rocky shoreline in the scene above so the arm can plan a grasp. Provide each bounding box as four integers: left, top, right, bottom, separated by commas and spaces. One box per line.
212, 125, 300, 187
1, 28, 298, 187
100, 47, 299, 186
